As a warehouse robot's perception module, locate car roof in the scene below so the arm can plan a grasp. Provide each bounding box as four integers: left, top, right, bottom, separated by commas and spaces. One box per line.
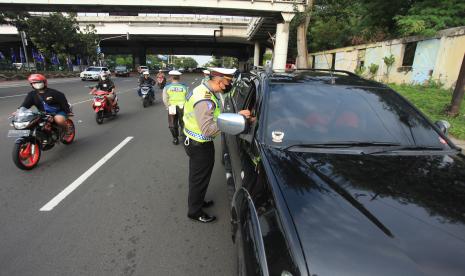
257, 69, 387, 89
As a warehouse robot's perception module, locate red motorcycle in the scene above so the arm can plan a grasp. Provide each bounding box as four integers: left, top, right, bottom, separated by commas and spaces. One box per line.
90, 90, 119, 124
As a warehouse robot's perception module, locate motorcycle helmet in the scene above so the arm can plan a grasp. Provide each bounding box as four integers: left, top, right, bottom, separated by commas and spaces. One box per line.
27, 73, 47, 90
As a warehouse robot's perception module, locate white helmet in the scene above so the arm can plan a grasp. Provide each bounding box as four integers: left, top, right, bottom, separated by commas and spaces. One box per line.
100, 72, 107, 80
143, 71, 150, 75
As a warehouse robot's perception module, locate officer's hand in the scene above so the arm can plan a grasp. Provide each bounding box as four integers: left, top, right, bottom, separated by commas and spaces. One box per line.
239, 110, 251, 118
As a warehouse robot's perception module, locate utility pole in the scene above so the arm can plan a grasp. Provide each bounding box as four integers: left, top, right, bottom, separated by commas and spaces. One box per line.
19, 31, 31, 71
446, 53, 465, 117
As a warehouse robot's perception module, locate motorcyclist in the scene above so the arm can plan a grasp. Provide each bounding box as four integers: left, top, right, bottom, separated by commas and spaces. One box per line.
19, 73, 72, 130
91, 72, 118, 108
156, 69, 167, 88
138, 71, 155, 98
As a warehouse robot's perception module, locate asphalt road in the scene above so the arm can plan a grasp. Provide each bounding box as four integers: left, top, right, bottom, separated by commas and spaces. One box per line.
0, 74, 235, 276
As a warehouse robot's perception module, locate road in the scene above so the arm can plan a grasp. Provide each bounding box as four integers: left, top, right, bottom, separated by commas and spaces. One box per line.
0, 74, 235, 276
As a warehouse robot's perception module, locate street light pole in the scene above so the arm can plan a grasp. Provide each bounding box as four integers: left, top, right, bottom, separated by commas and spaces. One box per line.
97, 32, 130, 66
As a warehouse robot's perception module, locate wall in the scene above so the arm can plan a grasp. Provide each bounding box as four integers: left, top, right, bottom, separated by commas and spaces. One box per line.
309, 26, 465, 89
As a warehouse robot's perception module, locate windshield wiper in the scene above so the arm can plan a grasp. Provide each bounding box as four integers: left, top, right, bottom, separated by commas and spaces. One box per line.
366, 145, 446, 155
283, 142, 401, 151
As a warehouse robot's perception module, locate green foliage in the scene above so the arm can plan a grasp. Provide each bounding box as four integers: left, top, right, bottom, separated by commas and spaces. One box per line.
354, 66, 366, 76
368, 63, 379, 79
173, 57, 198, 69
307, 0, 465, 53
203, 56, 237, 68
395, 0, 465, 36
383, 54, 396, 68
24, 13, 80, 58
390, 83, 465, 139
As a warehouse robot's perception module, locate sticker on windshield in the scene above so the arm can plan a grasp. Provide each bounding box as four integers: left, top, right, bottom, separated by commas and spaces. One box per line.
272, 131, 285, 143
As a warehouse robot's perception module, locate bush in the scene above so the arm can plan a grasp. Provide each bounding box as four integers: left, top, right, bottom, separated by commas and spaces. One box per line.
368, 63, 379, 79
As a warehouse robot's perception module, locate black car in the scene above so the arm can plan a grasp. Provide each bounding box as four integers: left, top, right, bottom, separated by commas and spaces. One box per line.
115, 65, 130, 77
218, 69, 465, 276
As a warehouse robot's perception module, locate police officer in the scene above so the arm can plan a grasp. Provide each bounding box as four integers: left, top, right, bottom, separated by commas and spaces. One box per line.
162, 70, 188, 145
183, 68, 251, 223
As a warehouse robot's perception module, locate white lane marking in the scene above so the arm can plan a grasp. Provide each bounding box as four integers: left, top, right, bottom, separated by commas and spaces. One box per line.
39, 136, 134, 211
0, 93, 27, 99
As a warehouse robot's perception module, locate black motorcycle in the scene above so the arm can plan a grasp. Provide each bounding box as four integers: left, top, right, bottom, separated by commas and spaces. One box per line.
8, 107, 75, 170
140, 85, 155, 108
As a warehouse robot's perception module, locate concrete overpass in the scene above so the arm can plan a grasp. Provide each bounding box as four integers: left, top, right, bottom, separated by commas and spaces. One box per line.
0, 0, 309, 69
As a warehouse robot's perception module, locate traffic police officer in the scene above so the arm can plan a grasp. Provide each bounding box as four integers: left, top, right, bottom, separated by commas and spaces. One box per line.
162, 70, 188, 145
183, 67, 250, 223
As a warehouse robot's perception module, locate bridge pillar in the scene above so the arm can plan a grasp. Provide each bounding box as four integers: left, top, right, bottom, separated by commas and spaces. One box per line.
254, 42, 260, 67
133, 48, 147, 69
273, 13, 295, 70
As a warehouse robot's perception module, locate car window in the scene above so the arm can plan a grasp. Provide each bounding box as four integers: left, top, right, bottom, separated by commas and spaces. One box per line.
233, 79, 252, 110
264, 83, 450, 148
103, 68, 108, 71
86, 67, 100, 71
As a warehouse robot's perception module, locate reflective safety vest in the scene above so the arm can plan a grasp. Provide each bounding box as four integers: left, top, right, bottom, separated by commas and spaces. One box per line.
183, 84, 221, 142
165, 83, 188, 106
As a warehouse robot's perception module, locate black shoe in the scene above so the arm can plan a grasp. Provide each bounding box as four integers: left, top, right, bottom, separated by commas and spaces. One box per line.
188, 211, 216, 223
202, 200, 214, 208
172, 138, 179, 145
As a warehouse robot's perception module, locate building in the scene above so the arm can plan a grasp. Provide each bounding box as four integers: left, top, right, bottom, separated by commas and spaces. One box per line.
309, 26, 465, 89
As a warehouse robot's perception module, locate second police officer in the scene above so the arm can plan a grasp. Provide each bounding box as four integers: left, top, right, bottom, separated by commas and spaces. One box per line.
162, 70, 188, 145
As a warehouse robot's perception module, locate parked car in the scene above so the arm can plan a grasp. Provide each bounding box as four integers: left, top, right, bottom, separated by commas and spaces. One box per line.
138, 65, 149, 74
219, 69, 465, 276
80, 66, 109, 81
115, 65, 130, 77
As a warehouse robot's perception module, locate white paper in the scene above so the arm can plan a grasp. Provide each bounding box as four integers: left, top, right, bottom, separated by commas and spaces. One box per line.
168, 105, 177, 115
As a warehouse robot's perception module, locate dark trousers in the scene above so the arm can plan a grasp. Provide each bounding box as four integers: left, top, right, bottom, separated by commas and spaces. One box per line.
184, 141, 215, 216
168, 106, 184, 138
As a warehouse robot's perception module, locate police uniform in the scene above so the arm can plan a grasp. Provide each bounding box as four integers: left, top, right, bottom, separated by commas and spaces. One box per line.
162, 70, 188, 145
183, 68, 236, 223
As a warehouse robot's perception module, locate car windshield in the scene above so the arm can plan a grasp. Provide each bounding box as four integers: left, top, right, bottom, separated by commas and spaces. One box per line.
86, 67, 101, 71
115, 66, 126, 70
264, 83, 450, 149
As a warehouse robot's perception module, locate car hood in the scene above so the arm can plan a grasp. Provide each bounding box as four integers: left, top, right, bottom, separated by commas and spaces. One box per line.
262, 146, 465, 276
83, 71, 99, 74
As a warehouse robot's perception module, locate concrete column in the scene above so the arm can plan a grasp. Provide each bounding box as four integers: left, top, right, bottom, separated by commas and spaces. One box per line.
254, 42, 260, 67
132, 48, 147, 69
238, 61, 249, 72
273, 13, 295, 70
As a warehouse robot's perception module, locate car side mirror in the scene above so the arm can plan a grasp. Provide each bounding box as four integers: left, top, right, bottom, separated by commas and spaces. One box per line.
435, 120, 451, 135
218, 113, 247, 135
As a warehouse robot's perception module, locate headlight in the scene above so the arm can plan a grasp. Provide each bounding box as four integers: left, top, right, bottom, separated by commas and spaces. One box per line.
94, 102, 102, 106
14, 121, 30, 129
281, 271, 293, 276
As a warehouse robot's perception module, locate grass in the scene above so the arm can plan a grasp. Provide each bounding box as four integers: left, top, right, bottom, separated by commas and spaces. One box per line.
389, 84, 465, 140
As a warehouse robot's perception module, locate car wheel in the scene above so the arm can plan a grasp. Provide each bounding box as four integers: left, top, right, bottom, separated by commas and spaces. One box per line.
81, 79, 85, 81
235, 227, 246, 276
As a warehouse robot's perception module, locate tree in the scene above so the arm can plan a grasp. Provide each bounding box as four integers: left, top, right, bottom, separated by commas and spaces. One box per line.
23, 13, 80, 59
395, 0, 465, 36
445, 54, 465, 117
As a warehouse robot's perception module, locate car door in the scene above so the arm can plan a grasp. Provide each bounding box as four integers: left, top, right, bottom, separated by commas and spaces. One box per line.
224, 77, 257, 190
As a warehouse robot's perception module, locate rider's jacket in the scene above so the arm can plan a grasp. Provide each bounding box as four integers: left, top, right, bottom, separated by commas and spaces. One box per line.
20, 88, 71, 114
96, 79, 115, 92
139, 76, 155, 87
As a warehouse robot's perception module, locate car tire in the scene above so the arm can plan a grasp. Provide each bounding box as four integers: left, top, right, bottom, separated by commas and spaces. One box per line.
235, 227, 246, 276
81, 79, 85, 81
